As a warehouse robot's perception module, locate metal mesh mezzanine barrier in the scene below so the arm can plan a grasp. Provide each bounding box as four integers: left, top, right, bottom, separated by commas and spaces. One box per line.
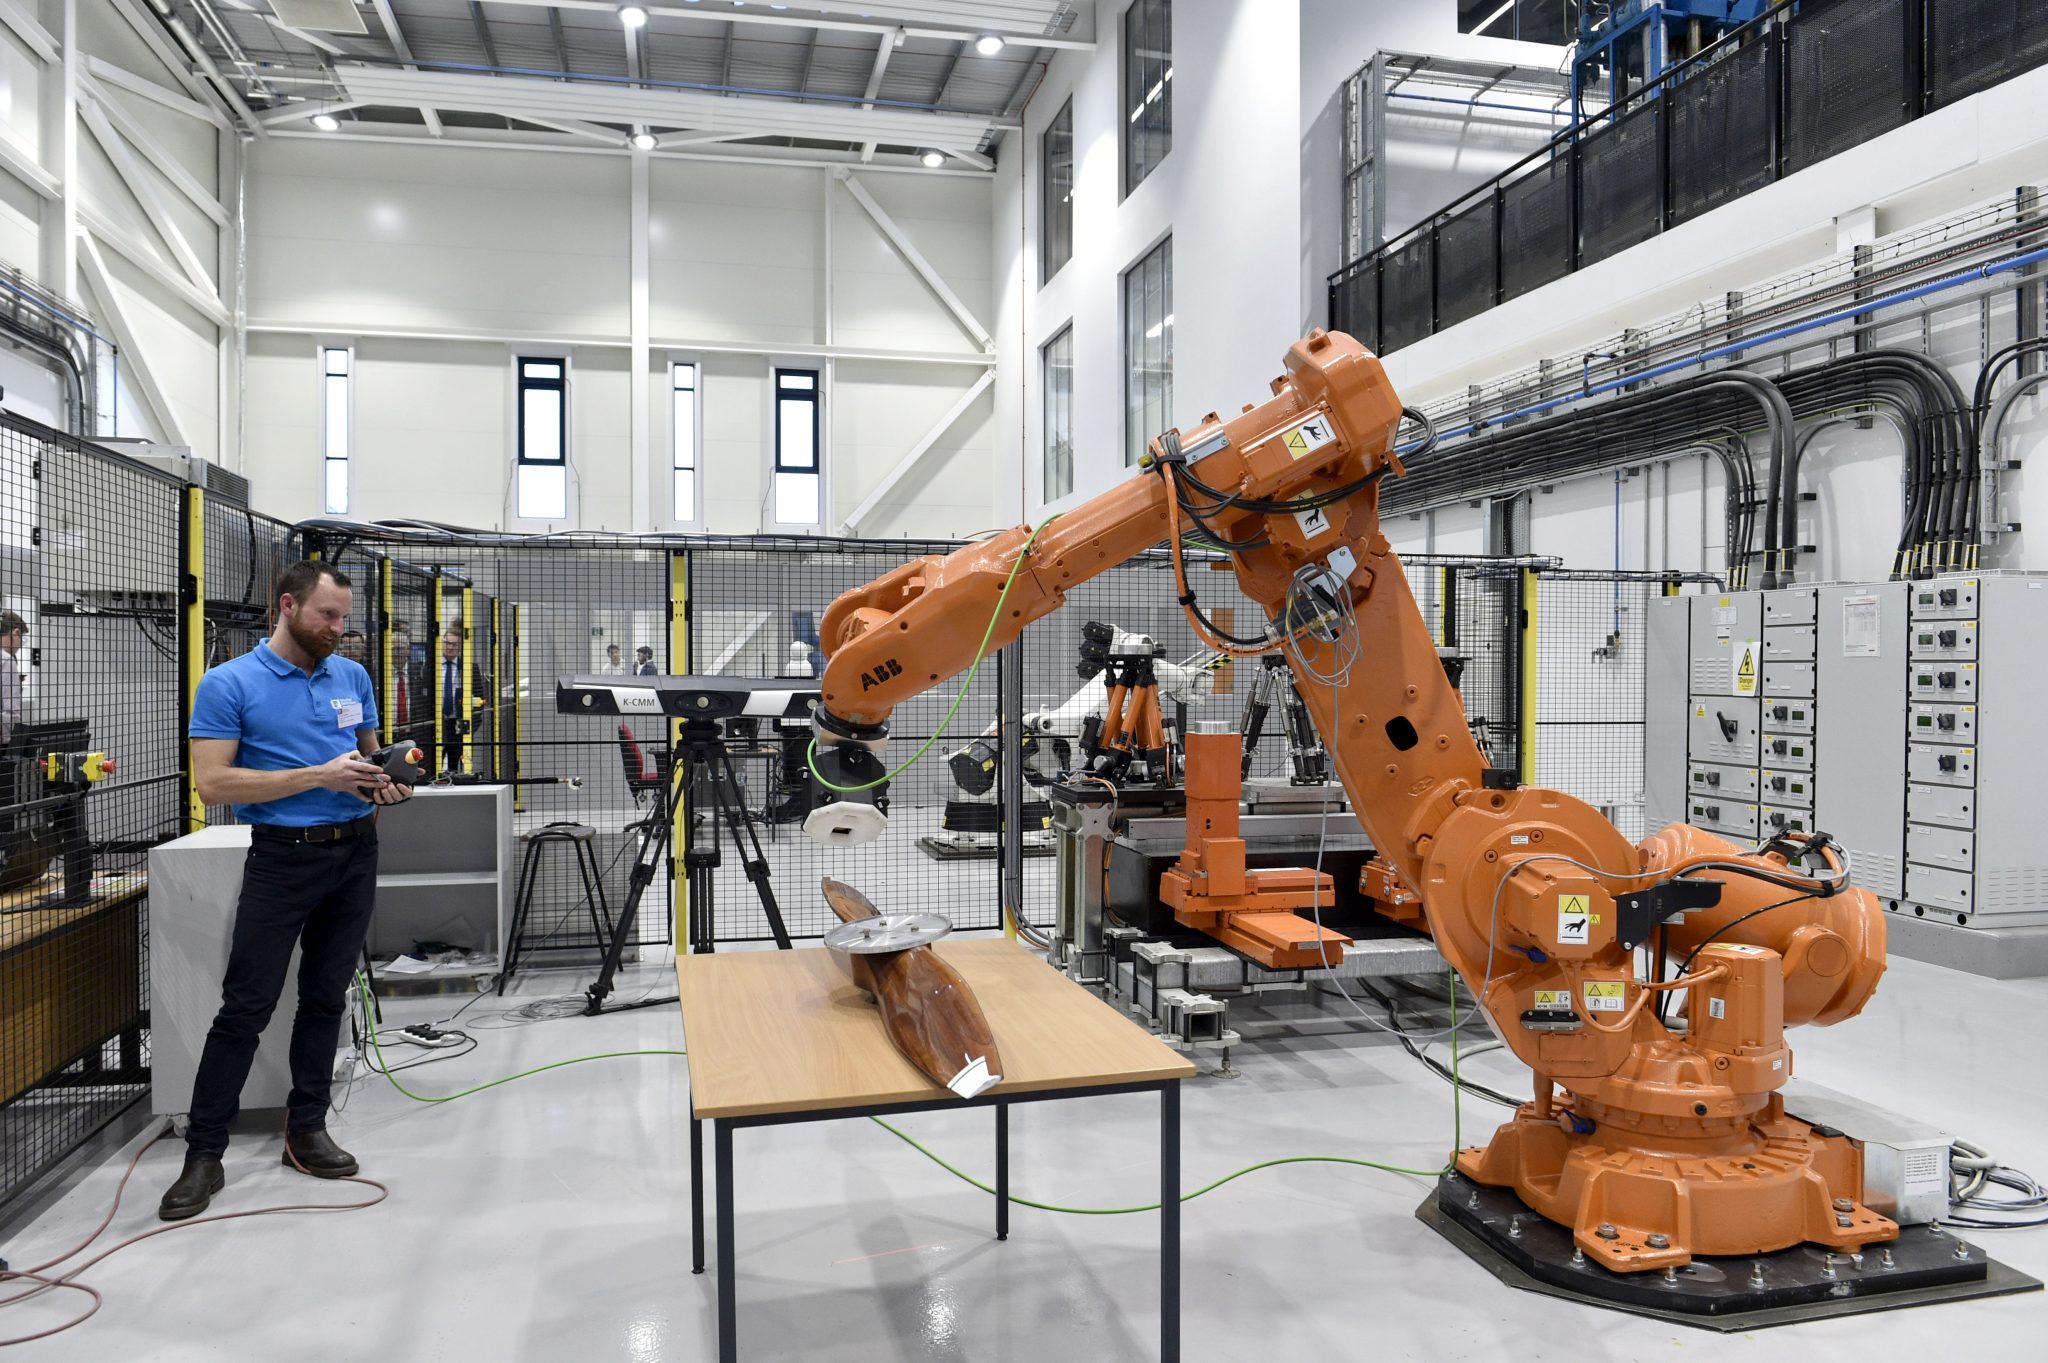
0, 411, 175, 1209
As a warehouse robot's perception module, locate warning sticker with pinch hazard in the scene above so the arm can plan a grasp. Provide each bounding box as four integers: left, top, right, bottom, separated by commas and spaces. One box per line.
1281, 415, 1338, 461
1557, 893, 1591, 945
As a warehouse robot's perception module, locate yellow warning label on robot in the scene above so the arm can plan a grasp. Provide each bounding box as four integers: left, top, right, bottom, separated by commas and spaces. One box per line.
1281, 415, 1338, 460
1556, 894, 1591, 945
1534, 989, 1571, 1010
1583, 981, 1628, 1013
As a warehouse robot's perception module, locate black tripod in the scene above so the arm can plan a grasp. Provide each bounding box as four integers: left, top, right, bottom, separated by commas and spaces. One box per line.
585, 718, 793, 1014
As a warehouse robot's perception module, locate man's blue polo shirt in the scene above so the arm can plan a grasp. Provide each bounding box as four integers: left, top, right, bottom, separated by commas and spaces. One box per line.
189, 640, 381, 827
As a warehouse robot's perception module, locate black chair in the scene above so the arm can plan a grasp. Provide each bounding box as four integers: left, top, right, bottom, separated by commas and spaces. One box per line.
500, 822, 614, 994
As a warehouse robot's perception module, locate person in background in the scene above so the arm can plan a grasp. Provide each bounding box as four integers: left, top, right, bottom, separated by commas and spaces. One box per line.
337, 630, 368, 666
635, 645, 658, 676
600, 643, 626, 676
0, 610, 24, 747
162, 561, 410, 1221
388, 619, 419, 732
440, 628, 468, 773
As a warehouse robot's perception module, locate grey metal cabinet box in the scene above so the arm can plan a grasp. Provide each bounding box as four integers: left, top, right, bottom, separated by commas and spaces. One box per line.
1764, 589, 1818, 626
1690, 592, 1761, 696
1764, 625, 1816, 660
1908, 743, 1975, 786
1689, 698, 1760, 766
1816, 583, 1907, 903
1645, 596, 1689, 832
1909, 661, 1978, 702
1908, 704, 1975, 745
1761, 768, 1815, 807
1761, 660, 1816, 697
1907, 579, 1978, 619
1689, 762, 1758, 800
1908, 619, 1977, 660
1907, 783, 1975, 829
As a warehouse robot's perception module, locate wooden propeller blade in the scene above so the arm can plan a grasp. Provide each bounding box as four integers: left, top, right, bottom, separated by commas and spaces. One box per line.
820, 877, 1003, 1098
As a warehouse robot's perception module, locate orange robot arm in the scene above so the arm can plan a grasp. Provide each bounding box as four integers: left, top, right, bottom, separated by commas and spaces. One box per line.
810, 329, 1893, 1272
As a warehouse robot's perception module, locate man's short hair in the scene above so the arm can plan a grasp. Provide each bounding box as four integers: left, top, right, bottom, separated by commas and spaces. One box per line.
0, 610, 25, 636
635, 645, 653, 659
274, 561, 349, 615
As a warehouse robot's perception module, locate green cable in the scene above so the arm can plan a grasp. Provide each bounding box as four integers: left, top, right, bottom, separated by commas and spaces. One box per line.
355, 966, 1472, 1213
355, 971, 684, 1105
806, 514, 1060, 794
868, 969, 1467, 1215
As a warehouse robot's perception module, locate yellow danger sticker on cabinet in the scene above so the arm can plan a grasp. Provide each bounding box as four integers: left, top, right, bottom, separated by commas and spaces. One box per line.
1733, 641, 1759, 696
1533, 989, 1571, 1010
1557, 894, 1591, 944
1583, 981, 1628, 1013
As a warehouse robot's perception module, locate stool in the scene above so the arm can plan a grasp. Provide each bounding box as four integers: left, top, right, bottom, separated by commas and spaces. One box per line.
501, 822, 615, 994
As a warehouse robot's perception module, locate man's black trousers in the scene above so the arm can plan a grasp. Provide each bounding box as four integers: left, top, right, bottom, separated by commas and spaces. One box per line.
184, 825, 378, 1158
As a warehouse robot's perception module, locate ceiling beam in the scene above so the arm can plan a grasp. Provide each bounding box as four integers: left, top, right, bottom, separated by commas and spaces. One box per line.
83, 73, 232, 225
268, 124, 992, 175
86, 56, 230, 129
858, 32, 894, 162
79, 232, 191, 446
930, 40, 966, 109
257, 98, 367, 128
457, 1, 1094, 51
335, 65, 1005, 148
0, 0, 58, 66
370, 0, 445, 137
547, 7, 570, 78
838, 169, 992, 350
797, 27, 821, 98
468, 2, 501, 69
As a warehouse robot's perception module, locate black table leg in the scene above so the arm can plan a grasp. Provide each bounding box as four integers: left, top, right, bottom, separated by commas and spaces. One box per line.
1160, 1082, 1180, 1363
691, 1116, 705, 1275
995, 1099, 1010, 1242
716, 1119, 737, 1363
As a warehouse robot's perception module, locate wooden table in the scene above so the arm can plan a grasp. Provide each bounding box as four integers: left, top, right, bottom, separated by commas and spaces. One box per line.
1, 876, 149, 1107
676, 937, 1198, 1362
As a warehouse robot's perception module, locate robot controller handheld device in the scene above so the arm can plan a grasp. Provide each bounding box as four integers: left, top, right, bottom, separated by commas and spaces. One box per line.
798, 327, 1895, 1279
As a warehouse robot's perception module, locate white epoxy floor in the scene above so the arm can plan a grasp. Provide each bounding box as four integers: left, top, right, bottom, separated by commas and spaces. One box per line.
3, 945, 2044, 1361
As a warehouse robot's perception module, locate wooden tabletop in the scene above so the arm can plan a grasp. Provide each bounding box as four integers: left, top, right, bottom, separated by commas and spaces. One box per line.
676, 937, 1196, 1119
0, 876, 148, 960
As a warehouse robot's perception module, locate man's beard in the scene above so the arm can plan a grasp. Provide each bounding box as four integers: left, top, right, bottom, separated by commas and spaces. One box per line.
286, 614, 339, 661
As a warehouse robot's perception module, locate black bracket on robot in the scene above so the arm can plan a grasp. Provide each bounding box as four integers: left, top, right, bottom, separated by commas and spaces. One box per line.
1613, 878, 1723, 951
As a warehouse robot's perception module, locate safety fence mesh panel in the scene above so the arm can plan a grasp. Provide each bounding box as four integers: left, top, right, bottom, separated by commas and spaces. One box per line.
201, 504, 293, 825
1926, 0, 2048, 108
1378, 231, 1435, 354
685, 540, 1001, 945
1533, 572, 1672, 844
1329, 257, 1379, 350
1434, 197, 1499, 332
1782, 0, 1913, 174
1500, 153, 1573, 303
1, 412, 165, 1208
1410, 560, 1522, 777
1577, 101, 1663, 267
1668, 40, 1775, 227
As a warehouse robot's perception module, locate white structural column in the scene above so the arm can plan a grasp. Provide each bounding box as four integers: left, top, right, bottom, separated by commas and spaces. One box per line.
629, 148, 651, 532
837, 170, 994, 352
836, 369, 994, 534
39, 0, 77, 301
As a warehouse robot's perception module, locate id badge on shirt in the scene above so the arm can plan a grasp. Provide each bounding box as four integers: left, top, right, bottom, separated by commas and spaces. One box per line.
332, 698, 365, 730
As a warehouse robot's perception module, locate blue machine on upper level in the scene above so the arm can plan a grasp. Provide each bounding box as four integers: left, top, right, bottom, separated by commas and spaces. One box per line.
1572, 0, 1774, 120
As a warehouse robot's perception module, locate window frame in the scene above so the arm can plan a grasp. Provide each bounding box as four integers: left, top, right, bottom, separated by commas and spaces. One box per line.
1041, 98, 1075, 285
669, 355, 703, 530
512, 354, 572, 525
1041, 324, 1075, 502
1121, 235, 1173, 467
318, 342, 353, 516
1121, 0, 1173, 200
771, 365, 823, 530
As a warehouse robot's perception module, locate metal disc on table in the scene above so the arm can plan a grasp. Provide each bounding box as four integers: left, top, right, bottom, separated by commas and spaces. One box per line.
824, 912, 954, 954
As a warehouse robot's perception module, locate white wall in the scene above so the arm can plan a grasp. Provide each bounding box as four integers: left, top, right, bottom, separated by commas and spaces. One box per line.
0, 0, 232, 454
1003, 0, 1306, 517
241, 138, 998, 537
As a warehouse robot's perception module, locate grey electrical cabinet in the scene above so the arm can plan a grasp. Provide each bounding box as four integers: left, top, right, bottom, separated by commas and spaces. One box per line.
1902, 575, 2048, 931
1645, 595, 1687, 832
1815, 583, 1907, 900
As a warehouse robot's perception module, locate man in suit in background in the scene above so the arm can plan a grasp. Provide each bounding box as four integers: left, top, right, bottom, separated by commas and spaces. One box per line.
635, 645, 658, 676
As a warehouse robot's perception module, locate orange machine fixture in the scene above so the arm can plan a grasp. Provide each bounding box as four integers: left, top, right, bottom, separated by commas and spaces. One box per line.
809, 328, 1892, 1272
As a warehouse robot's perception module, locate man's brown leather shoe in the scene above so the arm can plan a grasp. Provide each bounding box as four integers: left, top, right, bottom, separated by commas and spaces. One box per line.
281, 1128, 359, 1178
159, 1155, 225, 1221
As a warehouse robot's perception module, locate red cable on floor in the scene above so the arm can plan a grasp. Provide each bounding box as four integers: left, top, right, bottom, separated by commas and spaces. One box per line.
0, 1122, 388, 1346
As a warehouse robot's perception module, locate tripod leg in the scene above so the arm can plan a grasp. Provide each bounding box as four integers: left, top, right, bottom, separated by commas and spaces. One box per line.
716, 747, 792, 950
586, 806, 672, 1013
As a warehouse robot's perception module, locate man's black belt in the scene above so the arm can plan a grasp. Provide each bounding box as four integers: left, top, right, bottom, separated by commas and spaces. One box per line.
251, 815, 374, 845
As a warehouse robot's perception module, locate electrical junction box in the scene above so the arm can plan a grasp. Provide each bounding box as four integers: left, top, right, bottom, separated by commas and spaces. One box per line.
1782, 1078, 1951, 1227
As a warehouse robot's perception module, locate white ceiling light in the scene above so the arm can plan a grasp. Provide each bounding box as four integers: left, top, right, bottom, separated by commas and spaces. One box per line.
618, 4, 649, 29
920, 148, 945, 168
973, 33, 1005, 57
630, 130, 657, 151
311, 112, 341, 132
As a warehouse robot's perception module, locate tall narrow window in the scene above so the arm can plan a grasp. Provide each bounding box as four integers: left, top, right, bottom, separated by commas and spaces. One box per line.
320, 346, 350, 514
1123, 0, 1172, 197
1043, 326, 1074, 500
516, 357, 567, 521
1041, 99, 1074, 284
672, 360, 699, 525
1123, 237, 1172, 466
773, 368, 821, 527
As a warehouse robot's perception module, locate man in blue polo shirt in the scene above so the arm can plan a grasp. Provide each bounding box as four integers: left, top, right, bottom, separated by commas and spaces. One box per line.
160, 561, 413, 1221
